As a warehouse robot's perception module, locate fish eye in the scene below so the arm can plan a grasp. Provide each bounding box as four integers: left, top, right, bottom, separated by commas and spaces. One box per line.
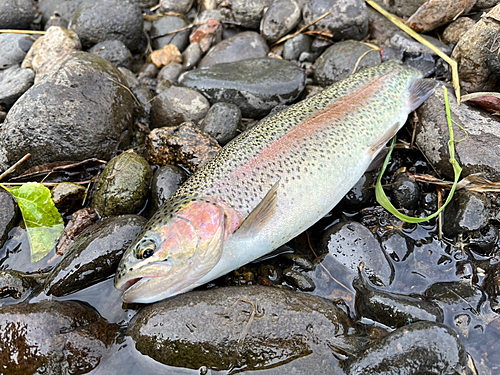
135, 239, 156, 260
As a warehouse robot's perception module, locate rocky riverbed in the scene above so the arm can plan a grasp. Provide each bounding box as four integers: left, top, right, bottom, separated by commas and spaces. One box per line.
1, 0, 500, 374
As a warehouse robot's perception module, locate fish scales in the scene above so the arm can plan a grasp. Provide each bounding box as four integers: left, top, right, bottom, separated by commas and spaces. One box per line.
115, 60, 437, 303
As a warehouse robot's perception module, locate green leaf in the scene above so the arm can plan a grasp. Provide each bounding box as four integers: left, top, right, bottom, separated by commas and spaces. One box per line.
375, 87, 463, 223
0, 182, 64, 262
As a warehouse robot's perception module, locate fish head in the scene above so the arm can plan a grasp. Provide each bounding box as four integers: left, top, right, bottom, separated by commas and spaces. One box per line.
114, 197, 229, 303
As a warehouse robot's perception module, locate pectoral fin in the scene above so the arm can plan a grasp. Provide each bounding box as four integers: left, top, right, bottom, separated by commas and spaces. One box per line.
233, 179, 280, 239
408, 79, 439, 112
369, 122, 400, 156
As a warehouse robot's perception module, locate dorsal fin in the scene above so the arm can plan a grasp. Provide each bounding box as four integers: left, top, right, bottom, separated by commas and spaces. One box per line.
233, 179, 280, 239
408, 79, 438, 112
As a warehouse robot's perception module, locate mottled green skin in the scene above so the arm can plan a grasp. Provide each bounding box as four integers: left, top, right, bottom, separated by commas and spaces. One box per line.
116, 60, 432, 302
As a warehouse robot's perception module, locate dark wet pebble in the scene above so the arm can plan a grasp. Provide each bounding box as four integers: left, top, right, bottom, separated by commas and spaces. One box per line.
0, 189, 19, 249
0, 0, 35, 29
443, 190, 490, 238
69, 0, 143, 51
182, 42, 202, 70
318, 221, 393, 287
0, 33, 35, 70
344, 321, 469, 375
226, 0, 273, 29
467, 224, 499, 256
180, 57, 306, 118
198, 31, 269, 68
0, 300, 119, 375
0, 270, 44, 306
390, 32, 452, 56
89, 40, 133, 69
390, 172, 421, 210
302, 0, 369, 41
421, 191, 438, 211
353, 272, 444, 329
281, 253, 315, 272
425, 281, 485, 307
283, 268, 316, 291
151, 165, 188, 213
150, 16, 190, 51
483, 263, 500, 313
150, 85, 210, 129
160, 0, 194, 14
200, 102, 241, 145
260, 0, 301, 44
127, 285, 358, 373
360, 205, 406, 234
51, 181, 86, 211
404, 52, 436, 77
379, 229, 414, 263
91, 152, 152, 218
145, 122, 221, 173
340, 172, 375, 210
314, 40, 381, 86
44, 215, 146, 297
157, 62, 185, 84
283, 33, 312, 61
416, 82, 500, 181
0, 65, 34, 110
0, 52, 135, 176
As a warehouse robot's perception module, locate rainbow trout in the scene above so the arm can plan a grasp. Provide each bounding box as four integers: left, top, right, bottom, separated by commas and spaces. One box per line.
115, 60, 437, 303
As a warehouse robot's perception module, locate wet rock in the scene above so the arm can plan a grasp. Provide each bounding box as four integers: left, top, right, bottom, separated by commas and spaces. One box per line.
283, 33, 312, 61
0, 270, 44, 306
390, 32, 452, 56
467, 224, 499, 256
442, 17, 476, 45
0, 65, 34, 110
302, 0, 369, 41
145, 122, 221, 172
38, 0, 83, 26
340, 172, 375, 210
390, 173, 421, 210
55, 207, 99, 256
0, 188, 19, 248
0, 52, 135, 176
0, 33, 35, 70
51, 181, 86, 211
225, 0, 273, 29
200, 102, 241, 145
283, 268, 316, 291
360, 205, 406, 234
180, 57, 306, 118
91, 152, 152, 217
157, 62, 185, 83
148, 44, 183, 69
260, 0, 301, 44
89, 40, 133, 69
21, 26, 81, 84
182, 42, 202, 70
0, 300, 119, 375
403, 52, 436, 77
421, 191, 438, 211
160, 0, 194, 14
451, 4, 500, 92
44, 215, 146, 296
406, 0, 476, 33
484, 263, 500, 313
0, 0, 35, 29
318, 221, 394, 288
127, 285, 358, 373
314, 40, 381, 86
415, 82, 500, 181
198, 31, 269, 68
487, 30, 500, 79
150, 165, 188, 213
379, 229, 414, 263
150, 85, 209, 129
70, 0, 143, 51
353, 272, 444, 329
370, 0, 426, 18
443, 190, 490, 238
150, 16, 190, 51
344, 321, 468, 375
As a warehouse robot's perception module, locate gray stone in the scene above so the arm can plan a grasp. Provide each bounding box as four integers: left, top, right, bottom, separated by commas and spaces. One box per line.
227, 0, 273, 29
390, 173, 421, 211
200, 102, 241, 145
39, 0, 83, 26
69, 0, 143, 51
260, 0, 301, 44
302, 0, 369, 41
390, 32, 452, 56
157, 62, 184, 83
159, 0, 194, 14
150, 16, 190, 52
474, 0, 500, 9
370, 0, 426, 18
0, 189, 19, 249
180, 57, 306, 118
0, 52, 135, 176
150, 86, 210, 129
442, 17, 476, 45
314, 40, 381, 86
0, 33, 36, 70
443, 190, 491, 237
198, 31, 269, 68
151, 165, 188, 213
182, 42, 202, 70
89, 40, 133, 69
0, 66, 34, 110
0, 0, 35, 29
415, 82, 500, 181
194, 9, 223, 23
283, 33, 312, 61
488, 30, 500, 79
339, 172, 375, 209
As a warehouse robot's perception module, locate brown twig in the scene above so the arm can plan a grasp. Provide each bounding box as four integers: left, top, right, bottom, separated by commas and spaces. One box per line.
0, 154, 31, 182
274, 11, 332, 45
351, 47, 381, 75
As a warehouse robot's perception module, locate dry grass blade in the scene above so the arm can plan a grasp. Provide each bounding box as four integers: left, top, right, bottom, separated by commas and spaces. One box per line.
408, 172, 500, 192
351, 47, 381, 75
274, 11, 332, 45
461, 92, 500, 102
0, 29, 46, 35
365, 0, 461, 103
0, 154, 31, 182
